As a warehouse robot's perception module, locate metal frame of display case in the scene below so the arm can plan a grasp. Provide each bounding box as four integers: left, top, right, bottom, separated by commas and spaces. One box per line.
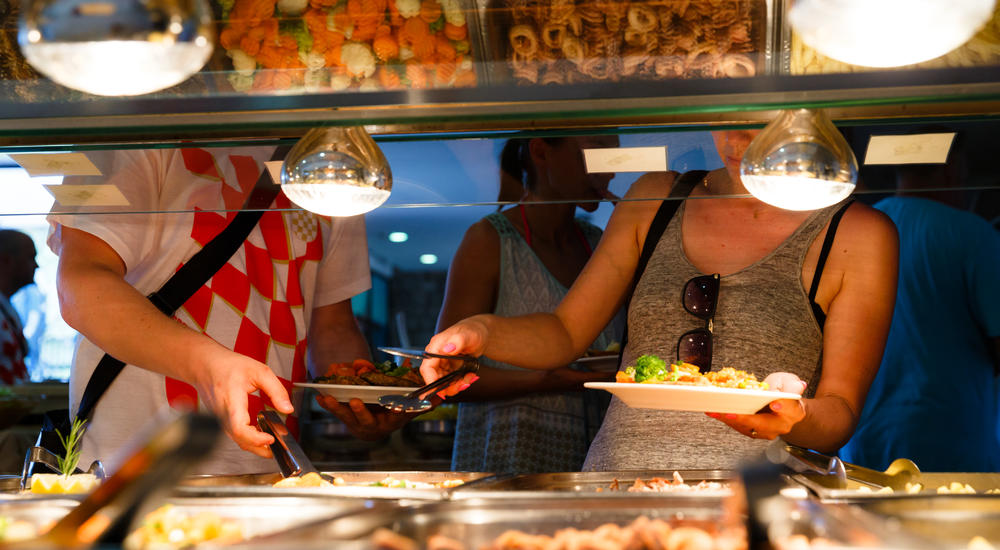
1, 65, 999, 150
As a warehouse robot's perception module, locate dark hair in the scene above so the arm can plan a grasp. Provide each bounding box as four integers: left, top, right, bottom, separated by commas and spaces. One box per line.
499, 137, 566, 194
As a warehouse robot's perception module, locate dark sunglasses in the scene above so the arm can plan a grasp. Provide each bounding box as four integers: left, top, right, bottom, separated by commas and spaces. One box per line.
677, 273, 720, 374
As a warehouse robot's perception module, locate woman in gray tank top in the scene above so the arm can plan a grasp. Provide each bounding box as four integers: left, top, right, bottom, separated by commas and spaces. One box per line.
424, 130, 899, 470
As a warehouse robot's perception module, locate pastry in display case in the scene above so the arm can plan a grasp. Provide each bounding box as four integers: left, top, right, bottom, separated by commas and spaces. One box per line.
486, 0, 770, 86
785, 0, 1000, 74
215, 0, 483, 92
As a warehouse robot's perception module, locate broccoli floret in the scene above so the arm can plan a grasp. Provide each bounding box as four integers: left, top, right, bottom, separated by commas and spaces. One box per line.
279, 19, 313, 52
633, 354, 668, 383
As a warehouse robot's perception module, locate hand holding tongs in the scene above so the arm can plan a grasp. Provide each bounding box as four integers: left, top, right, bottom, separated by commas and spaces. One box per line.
376, 347, 480, 413
257, 410, 336, 484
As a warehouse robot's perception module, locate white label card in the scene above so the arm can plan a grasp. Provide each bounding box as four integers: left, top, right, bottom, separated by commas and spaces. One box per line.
864, 133, 956, 165
44, 184, 130, 207
9, 153, 103, 177
584, 146, 668, 173
264, 161, 283, 184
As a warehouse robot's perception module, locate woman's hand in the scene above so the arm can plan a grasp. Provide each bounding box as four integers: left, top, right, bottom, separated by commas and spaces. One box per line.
420, 316, 491, 397
316, 396, 430, 441
705, 372, 808, 440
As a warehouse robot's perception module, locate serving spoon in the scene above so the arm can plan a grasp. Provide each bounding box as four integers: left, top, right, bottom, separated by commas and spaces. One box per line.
376, 361, 479, 413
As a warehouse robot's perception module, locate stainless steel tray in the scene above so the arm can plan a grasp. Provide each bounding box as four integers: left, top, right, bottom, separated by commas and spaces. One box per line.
766, 498, 940, 550
175, 471, 493, 500
451, 469, 735, 499
791, 471, 1000, 500
242, 494, 742, 549
853, 495, 1000, 549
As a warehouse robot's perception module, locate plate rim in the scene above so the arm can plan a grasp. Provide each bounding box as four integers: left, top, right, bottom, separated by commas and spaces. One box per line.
583, 381, 802, 400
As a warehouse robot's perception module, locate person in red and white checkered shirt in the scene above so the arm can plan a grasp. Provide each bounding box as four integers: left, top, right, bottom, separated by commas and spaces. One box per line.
0, 229, 35, 386
48, 147, 372, 474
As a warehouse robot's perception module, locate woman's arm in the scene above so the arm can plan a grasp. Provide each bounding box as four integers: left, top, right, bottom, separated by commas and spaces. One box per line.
422, 172, 677, 382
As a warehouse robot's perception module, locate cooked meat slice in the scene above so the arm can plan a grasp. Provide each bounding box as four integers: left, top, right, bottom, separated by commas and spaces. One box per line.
400, 370, 424, 385
316, 374, 370, 386
360, 371, 420, 387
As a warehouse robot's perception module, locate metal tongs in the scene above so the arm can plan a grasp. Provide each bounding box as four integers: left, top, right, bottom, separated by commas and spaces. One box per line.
376, 347, 480, 413
257, 410, 336, 484
20, 447, 105, 492
9, 411, 220, 549
766, 440, 921, 492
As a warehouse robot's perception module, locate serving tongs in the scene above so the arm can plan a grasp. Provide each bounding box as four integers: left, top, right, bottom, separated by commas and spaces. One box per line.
19, 447, 105, 492
7, 411, 220, 549
257, 410, 336, 484
376, 347, 480, 413
766, 440, 921, 493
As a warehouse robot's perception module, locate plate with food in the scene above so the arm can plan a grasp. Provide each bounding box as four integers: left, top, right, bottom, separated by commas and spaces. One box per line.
584, 355, 800, 414
295, 358, 423, 404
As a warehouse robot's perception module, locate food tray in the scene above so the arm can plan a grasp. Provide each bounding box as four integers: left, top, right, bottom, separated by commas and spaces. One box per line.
782, 0, 1000, 74
0, 498, 77, 542
853, 495, 1000, 549
790, 472, 1000, 501
451, 469, 734, 499
243, 494, 744, 549
175, 470, 494, 500
483, 0, 775, 86
211, 0, 488, 93
767, 498, 940, 550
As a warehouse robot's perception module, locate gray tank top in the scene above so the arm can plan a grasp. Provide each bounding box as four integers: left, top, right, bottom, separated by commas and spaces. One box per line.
583, 198, 845, 471
452, 212, 623, 473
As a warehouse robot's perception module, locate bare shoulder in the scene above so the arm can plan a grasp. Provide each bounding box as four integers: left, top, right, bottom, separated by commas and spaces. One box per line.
451, 216, 502, 273
839, 202, 899, 246
622, 170, 680, 201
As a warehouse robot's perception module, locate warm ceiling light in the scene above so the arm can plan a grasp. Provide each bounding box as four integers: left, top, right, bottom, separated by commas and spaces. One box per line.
740, 109, 857, 211
388, 231, 408, 243
282, 126, 392, 217
789, 0, 995, 68
18, 0, 215, 96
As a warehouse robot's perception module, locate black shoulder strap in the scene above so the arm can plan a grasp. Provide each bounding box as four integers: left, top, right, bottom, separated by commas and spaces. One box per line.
618, 170, 707, 361
808, 199, 854, 331
76, 146, 288, 421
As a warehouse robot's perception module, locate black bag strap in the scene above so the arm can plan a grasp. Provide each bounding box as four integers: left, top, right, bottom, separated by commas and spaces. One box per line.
808, 199, 854, 331
617, 170, 706, 362
76, 146, 289, 421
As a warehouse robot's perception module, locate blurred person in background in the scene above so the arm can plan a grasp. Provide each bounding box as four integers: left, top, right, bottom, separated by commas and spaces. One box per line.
322, 136, 625, 473
839, 132, 1000, 472
0, 228, 36, 385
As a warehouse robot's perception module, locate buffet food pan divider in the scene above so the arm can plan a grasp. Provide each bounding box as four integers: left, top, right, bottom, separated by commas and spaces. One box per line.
176, 470, 493, 500
451, 469, 735, 499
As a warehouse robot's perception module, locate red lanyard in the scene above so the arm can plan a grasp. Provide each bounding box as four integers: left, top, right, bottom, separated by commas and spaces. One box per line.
519, 204, 593, 256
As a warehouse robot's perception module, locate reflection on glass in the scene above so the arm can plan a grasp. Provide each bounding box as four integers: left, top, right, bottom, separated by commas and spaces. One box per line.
19, 0, 215, 96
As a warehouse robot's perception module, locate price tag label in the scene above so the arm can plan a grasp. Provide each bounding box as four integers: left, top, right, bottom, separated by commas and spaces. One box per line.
864, 133, 955, 165
9, 153, 103, 176
584, 146, 668, 173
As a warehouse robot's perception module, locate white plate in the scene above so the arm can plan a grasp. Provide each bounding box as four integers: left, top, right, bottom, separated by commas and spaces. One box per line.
294, 383, 415, 404
584, 382, 801, 414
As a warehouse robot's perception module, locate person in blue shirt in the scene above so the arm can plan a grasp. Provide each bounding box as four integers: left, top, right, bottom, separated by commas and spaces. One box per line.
840, 135, 1000, 472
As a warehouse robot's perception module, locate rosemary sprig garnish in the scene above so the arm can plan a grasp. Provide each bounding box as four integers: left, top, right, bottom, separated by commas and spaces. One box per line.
55, 418, 87, 477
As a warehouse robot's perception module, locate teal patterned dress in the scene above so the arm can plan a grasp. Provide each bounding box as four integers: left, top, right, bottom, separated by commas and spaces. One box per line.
451, 212, 623, 473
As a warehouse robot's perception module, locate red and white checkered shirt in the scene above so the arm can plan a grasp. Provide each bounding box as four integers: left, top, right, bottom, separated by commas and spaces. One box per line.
48, 147, 371, 474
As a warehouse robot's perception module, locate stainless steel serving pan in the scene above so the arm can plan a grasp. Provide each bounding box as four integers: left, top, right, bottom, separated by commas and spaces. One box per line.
853, 495, 1000, 549
175, 471, 493, 500
451, 469, 735, 499
792, 471, 1000, 500
238, 494, 743, 549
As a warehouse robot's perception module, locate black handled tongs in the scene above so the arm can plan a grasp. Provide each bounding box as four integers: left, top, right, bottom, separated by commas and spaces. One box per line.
257, 410, 335, 484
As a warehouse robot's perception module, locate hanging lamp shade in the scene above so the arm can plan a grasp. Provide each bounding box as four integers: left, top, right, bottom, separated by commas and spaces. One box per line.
740, 109, 857, 211
789, 0, 995, 68
18, 0, 214, 96
281, 126, 393, 217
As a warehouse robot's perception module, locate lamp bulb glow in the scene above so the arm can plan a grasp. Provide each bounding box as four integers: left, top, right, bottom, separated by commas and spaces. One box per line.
789, 0, 995, 68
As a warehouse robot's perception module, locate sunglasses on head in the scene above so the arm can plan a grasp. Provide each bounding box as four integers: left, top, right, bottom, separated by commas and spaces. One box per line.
677, 273, 720, 374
